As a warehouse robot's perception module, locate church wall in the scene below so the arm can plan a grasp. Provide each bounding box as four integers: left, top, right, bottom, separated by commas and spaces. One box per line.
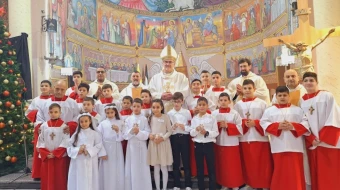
313, 0, 340, 102
43, 0, 289, 95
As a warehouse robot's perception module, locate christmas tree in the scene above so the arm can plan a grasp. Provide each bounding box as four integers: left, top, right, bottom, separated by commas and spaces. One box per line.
0, 19, 33, 176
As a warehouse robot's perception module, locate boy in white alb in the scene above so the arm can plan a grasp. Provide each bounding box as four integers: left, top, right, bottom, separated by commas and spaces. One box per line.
167, 92, 192, 190
234, 79, 272, 190
83, 97, 101, 127
204, 71, 230, 109
260, 86, 310, 190
123, 98, 152, 190
190, 97, 219, 190
185, 79, 214, 117
25, 80, 52, 180
94, 84, 121, 120
119, 95, 133, 158
66, 71, 83, 99
300, 72, 340, 190
75, 83, 90, 112
212, 93, 243, 190
200, 70, 211, 95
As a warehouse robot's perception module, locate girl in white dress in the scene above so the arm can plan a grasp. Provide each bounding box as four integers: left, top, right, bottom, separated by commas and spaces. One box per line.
67, 113, 104, 190
97, 104, 124, 190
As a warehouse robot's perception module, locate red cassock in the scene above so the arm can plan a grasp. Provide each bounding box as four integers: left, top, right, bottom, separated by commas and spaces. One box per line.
239, 119, 273, 188
215, 122, 244, 187
39, 148, 69, 190
305, 126, 340, 190
266, 122, 308, 190
32, 123, 42, 178
120, 109, 133, 159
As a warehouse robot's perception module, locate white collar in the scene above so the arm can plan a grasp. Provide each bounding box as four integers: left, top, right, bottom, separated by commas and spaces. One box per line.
94, 78, 109, 84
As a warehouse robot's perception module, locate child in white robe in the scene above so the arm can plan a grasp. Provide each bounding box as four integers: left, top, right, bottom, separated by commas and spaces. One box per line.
123, 98, 152, 190
67, 113, 104, 190
97, 104, 124, 190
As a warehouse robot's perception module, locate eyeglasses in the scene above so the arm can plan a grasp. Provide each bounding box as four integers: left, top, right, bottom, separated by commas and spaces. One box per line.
96, 71, 105, 74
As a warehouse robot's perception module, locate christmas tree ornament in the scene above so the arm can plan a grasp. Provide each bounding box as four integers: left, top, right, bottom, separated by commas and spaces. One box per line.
0, 139, 3, 144
3, 90, 10, 96
13, 51, 16, 55
29, 122, 34, 127
8, 120, 13, 125
5, 101, 12, 107
0, 101, 2, 106
0, 49, 3, 54
0, 122, 5, 129
10, 156, 17, 163
5, 156, 11, 161
4, 32, 9, 37
12, 129, 16, 133
0, 109, 2, 113
1, 61, 5, 66
0, 39, 2, 43
8, 51, 12, 55
14, 81, 18, 85
17, 73, 21, 77
8, 69, 13, 74
23, 87, 27, 92
7, 60, 13, 65
15, 100, 21, 106
7, 41, 11, 45
0, 116, 3, 120
3, 79, 9, 84
3, 25, 6, 29
10, 104, 15, 109
23, 124, 28, 130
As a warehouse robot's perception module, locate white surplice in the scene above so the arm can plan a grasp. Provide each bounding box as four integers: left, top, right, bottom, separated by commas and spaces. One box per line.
227, 72, 270, 105
204, 86, 230, 110
67, 128, 103, 190
211, 109, 243, 146
148, 70, 189, 112
300, 91, 340, 149
37, 122, 69, 154
123, 114, 152, 190
260, 105, 310, 153
234, 98, 269, 142
97, 118, 125, 190
36, 97, 80, 123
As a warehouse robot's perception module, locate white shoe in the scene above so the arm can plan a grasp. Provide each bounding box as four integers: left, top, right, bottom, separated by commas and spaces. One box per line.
173, 188, 180, 190
185, 188, 192, 190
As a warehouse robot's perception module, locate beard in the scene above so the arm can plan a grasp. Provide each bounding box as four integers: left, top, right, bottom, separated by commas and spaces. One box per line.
240, 70, 249, 76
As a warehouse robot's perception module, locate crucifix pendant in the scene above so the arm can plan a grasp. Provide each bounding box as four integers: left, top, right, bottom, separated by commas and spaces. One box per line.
309, 106, 315, 115
50, 132, 56, 140
245, 111, 251, 119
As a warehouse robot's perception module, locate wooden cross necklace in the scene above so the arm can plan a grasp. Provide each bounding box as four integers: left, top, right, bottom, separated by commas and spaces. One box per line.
245, 101, 254, 119
50, 132, 56, 140
306, 93, 316, 115
48, 119, 62, 141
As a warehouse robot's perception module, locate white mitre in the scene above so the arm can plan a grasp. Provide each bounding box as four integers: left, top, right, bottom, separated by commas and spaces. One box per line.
160, 45, 178, 60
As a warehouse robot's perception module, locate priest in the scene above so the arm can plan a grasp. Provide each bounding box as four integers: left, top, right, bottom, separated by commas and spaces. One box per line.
227, 58, 270, 105
148, 45, 189, 112
271, 69, 307, 106
120, 71, 147, 100
301, 72, 340, 190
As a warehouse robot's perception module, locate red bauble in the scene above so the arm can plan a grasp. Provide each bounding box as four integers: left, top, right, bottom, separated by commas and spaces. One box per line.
23, 87, 27, 92
7, 60, 13, 65
0, 122, 5, 129
8, 69, 13, 74
17, 93, 22, 98
3, 90, 10, 97
16, 100, 21, 106
8, 51, 12, 55
10, 156, 17, 163
12, 129, 16, 133
7, 41, 11, 45
0, 40, 2, 44
23, 124, 28, 130
5, 101, 12, 108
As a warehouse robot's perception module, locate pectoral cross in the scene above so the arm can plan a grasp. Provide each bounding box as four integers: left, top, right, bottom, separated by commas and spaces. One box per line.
50, 132, 56, 140
309, 106, 315, 115
263, 0, 340, 48
245, 111, 251, 119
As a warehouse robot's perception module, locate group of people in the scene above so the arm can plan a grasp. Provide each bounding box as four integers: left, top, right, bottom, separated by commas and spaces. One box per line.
26, 45, 340, 190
